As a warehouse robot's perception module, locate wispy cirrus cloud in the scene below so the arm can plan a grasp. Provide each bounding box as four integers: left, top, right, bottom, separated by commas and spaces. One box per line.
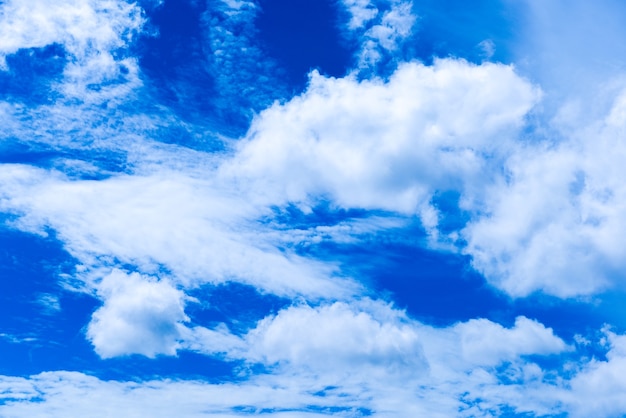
0, 0, 144, 102
338, 0, 417, 73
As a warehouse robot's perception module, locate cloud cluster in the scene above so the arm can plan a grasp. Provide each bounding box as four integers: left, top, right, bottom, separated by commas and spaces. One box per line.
3, 0, 626, 416
5, 307, 621, 417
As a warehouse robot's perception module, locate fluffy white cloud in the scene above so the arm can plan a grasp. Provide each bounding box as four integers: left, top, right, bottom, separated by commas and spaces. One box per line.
419, 316, 568, 374
86, 270, 246, 359
87, 270, 188, 358
3, 0, 626, 415
235, 299, 570, 417
245, 299, 426, 376
221, 58, 539, 225
463, 87, 626, 297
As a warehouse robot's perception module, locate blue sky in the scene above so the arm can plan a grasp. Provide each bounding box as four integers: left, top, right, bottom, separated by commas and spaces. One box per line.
2, 0, 626, 416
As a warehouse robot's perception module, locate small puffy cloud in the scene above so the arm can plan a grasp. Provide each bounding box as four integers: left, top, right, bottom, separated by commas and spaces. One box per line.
477, 39, 496, 60
87, 270, 188, 358
454, 316, 568, 366
245, 299, 426, 375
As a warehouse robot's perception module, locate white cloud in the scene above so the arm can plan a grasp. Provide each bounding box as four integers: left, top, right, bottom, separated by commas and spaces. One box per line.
0, 311, 583, 417
419, 316, 568, 371
0, 57, 533, 368
232, 300, 571, 416
1, 6, 625, 415
87, 270, 188, 358
245, 299, 426, 376
365, 1, 415, 52
0, 371, 345, 418
221, 58, 539, 235
0, 164, 357, 300
462, 86, 626, 297
0, 0, 144, 102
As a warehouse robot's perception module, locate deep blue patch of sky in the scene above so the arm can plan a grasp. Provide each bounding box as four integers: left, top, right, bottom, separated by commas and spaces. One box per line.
0, 141, 129, 179
138, 0, 228, 127
0, 44, 66, 105
0, 141, 63, 167
186, 282, 290, 336
0, 228, 92, 376
255, 0, 352, 85
138, 0, 291, 137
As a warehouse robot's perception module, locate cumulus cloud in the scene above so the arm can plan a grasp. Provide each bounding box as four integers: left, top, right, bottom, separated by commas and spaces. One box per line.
463, 87, 626, 297
245, 299, 426, 376
87, 270, 188, 358
419, 316, 568, 372
221, 58, 538, 226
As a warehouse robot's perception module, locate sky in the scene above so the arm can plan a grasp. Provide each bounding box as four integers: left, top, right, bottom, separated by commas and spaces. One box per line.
2, 0, 626, 416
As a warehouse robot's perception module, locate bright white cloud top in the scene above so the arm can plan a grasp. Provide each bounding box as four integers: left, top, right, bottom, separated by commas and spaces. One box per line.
0, 0, 626, 417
